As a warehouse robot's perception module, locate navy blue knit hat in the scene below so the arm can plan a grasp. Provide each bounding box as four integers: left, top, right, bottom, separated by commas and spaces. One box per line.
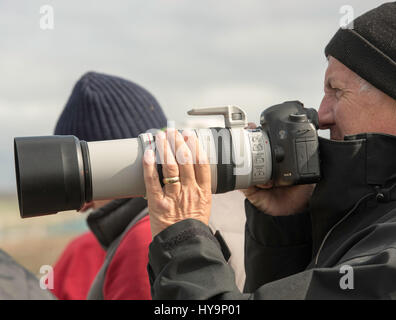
54, 72, 167, 141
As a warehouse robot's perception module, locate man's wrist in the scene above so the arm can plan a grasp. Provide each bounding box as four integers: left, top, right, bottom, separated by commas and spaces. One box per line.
150, 216, 209, 238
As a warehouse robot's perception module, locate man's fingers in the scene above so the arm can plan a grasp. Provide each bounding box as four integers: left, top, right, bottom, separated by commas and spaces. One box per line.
170, 129, 195, 185
156, 131, 179, 177
256, 181, 274, 189
184, 130, 211, 189
143, 149, 164, 198
156, 131, 180, 194
241, 180, 274, 197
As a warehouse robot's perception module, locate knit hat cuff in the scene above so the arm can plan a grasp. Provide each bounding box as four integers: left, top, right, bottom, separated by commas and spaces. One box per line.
325, 28, 396, 100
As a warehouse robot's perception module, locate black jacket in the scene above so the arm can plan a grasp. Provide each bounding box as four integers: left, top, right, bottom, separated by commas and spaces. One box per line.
148, 133, 396, 299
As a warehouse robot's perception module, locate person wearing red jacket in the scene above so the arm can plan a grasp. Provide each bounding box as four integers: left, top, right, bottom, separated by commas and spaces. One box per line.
51, 71, 167, 300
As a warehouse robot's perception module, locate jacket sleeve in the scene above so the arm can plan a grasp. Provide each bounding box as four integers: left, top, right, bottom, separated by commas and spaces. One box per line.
243, 199, 312, 292
148, 219, 244, 299
148, 216, 396, 299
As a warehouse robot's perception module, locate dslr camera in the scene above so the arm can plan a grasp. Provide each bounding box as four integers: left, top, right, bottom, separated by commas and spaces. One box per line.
14, 100, 320, 218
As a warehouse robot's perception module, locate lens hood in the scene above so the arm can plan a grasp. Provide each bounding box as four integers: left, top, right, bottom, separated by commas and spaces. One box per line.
14, 135, 86, 218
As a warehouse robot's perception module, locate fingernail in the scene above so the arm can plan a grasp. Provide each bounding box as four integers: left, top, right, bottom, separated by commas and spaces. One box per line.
144, 149, 155, 165
156, 131, 165, 140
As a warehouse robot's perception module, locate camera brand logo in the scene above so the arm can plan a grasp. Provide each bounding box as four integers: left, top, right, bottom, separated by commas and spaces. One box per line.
40, 5, 54, 30
39, 265, 54, 290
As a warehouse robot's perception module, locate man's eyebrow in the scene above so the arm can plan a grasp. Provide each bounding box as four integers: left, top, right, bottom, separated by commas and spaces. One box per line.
326, 77, 344, 89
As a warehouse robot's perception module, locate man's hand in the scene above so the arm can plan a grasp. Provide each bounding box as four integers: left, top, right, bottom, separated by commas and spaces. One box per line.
143, 129, 212, 238
242, 122, 315, 216
242, 183, 315, 216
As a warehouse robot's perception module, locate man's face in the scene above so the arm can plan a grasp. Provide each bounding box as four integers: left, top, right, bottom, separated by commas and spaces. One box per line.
318, 56, 396, 140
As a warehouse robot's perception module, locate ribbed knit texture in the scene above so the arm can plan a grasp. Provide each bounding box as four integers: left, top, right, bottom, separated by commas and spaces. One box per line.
325, 2, 396, 100
54, 72, 167, 141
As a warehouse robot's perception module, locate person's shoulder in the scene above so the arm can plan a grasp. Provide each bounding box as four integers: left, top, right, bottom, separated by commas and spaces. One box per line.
338, 206, 396, 264
377, 206, 396, 223
0, 248, 13, 261
0, 249, 55, 299
65, 231, 105, 253
116, 215, 151, 253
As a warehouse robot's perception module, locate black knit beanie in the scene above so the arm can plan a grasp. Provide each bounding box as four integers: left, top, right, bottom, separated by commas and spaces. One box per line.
54, 72, 167, 141
325, 2, 396, 100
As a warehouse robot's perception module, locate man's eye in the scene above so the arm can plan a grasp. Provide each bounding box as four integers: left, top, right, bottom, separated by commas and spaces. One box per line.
325, 82, 336, 91
326, 83, 343, 98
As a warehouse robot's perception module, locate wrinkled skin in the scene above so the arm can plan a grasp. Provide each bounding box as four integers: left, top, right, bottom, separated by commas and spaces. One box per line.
318, 57, 396, 140
143, 129, 211, 238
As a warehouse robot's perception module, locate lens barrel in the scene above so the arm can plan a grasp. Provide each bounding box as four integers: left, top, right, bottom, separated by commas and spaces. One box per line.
14, 135, 88, 218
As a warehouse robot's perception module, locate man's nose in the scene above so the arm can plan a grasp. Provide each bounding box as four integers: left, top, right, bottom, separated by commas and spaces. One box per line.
318, 96, 334, 130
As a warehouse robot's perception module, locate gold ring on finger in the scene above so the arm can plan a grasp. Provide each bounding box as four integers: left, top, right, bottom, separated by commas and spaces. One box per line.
163, 176, 180, 185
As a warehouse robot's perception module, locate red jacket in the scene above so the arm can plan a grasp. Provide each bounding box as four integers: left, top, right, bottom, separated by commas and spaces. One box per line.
52, 199, 152, 300
52, 231, 106, 300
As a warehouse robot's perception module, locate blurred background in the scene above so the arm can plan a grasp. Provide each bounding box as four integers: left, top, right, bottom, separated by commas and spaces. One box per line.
0, 0, 385, 275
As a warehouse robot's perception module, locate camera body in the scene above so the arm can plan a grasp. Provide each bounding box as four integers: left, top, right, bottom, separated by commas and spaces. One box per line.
261, 100, 320, 186
14, 100, 321, 218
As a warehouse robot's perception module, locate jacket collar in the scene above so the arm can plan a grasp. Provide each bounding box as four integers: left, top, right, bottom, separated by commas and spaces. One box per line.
87, 197, 147, 249
310, 133, 396, 255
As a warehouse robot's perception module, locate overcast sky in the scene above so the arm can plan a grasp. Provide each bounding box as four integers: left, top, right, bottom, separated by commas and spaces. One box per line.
0, 0, 386, 192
